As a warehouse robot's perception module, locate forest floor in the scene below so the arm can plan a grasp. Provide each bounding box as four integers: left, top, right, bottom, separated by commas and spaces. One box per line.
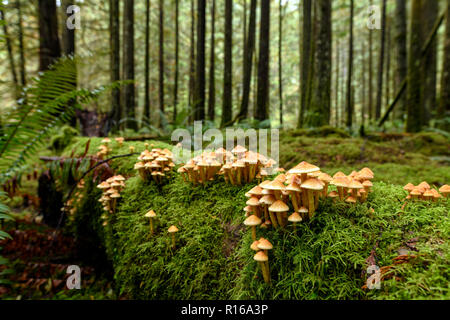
0, 128, 448, 299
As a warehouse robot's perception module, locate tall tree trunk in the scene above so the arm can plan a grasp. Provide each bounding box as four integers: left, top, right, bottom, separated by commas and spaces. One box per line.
222, 0, 233, 126
174, 0, 179, 122
144, 0, 151, 120
278, 0, 284, 126
62, 0, 75, 56
335, 41, 340, 127
394, 0, 407, 121
437, 0, 450, 131
361, 41, 366, 127
0, 6, 19, 98
243, 0, 247, 52
237, 0, 257, 122
375, 0, 387, 120
297, 0, 312, 128
195, 0, 206, 121
422, 0, 438, 126
306, 0, 332, 127
346, 0, 354, 131
158, 0, 165, 125
109, 0, 121, 129
16, 0, 26, 90
384, 19, 391, 114
368, 0, 374, 121
255, 0, 271, 122
38, 0, 61, 71
208, 0, 216, 121
123, 0, 136, 130
188, 0, 196, 124
406, 0, 423, 132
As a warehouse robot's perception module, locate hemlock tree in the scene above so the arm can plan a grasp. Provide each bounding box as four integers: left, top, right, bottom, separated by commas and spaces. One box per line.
222, 0, 233, 127
122, 0, 136, 130
394, 0, 407, 121
194, 0, 206, 121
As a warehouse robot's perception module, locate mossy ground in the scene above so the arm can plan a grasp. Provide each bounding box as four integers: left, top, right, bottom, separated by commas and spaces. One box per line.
53, 131, 450, 299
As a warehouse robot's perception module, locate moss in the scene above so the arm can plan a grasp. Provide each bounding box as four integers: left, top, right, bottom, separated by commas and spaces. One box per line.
49, 125, 79, 153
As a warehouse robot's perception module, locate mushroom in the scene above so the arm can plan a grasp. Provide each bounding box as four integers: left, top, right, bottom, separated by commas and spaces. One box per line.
250, 240, 260, 252
298, 206, 309, 220
403, 183, 415, 194
423, 190, 434, 201
301, 178, 323, 218
331, 176, 350, 201
115, 137, 125, 147
318, 173, 332, 197
348, 179, 364, 202
286, 181, 302, 212
288, 212, 302, 231
244, 215, 262, 240
439, 185, 450, 198
345, 196, 357, 204
246, 197, 262, 218
410, 188, 422, 201
168, 225, 179, 249
145, 210, 157, 235
257, 238, 273, 256
327, 191, 339, 202
268, 200, 289, 228
264, 180, 285, 201
259, 195, 276, 227
253, 251, 270, 284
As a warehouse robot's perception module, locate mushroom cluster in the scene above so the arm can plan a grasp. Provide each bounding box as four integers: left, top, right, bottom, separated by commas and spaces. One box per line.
134, 146, 175, 184
251, 237, 273, 284
63, 179, 85, 216
97, 138, 113, 158
96, 175, 126, 216
177, 145, 277, 185
403, 182, 448, 201
329, 167, 375, 204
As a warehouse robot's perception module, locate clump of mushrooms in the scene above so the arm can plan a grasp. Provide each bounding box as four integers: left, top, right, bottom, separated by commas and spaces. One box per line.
134, 146, 174, 184
96, 175, 126, 219
403, 181, 447, 202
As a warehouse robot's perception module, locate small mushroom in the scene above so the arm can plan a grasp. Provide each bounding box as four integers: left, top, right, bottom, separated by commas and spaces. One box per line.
253, 251, 270, 284
168, 225, 179, 249
268, 200, 289, 228
244, 215, 262, 240
145, 210, 157, 234
439, 185, 450, 198
288, 212, 302, 231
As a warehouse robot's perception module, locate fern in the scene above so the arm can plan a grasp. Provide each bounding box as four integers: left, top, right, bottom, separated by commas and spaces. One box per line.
0, 57, 120, 183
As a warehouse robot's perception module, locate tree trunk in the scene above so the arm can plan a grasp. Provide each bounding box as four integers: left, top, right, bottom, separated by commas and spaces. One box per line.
278, 0, 284, 126
255, 0, 271, 123
0, 6, 19, 98
394, 0, 407, 121
188, 0, 196, 124
158, 0, 165, 125
375, 0, 387, 120
174, 0, 179, 122
123, 0, 136, 130
16, 0, 26, 90
361, 41, 366, 127
437, 0, 450, 131
109, 0, 121, 129
297, 0, 312, 128
208, 0, 216, 121
62, 0, 75, 56
306, 0, 332, 127
335, 41, 340, 127
345, 0, 353, 131
222, 0, 233, 126
144, 0, 151, 121
384, 18, 391, 114
237, 0, 257, 122
38, 0, 61, 71
406, 0, 423, 132
368, 0, 374, 121
195, 0, 206, 121
422, 0, 438, 126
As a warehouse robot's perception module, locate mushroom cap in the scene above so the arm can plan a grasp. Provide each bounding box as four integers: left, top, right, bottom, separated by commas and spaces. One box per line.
244, 214, 262, 226
345, 196, 357, 203
423, 190, 434, 197
114, 175, 126, 181
253, 251, 268, 262
250, 240, 260, 251
274, 174, 286, 183
232, 160, 246, 168
318, 172, 332, 183
106, 188, 117, 194
288, 161, 320, 175
265, 180, 286, 191
418, 181, 431, 190
246, 197, 260, 207
288, 212, 303, 223
301, 178, 324, 191
243, 205, 253, 213
362, 180, 373, 187
328, 191, 339, 198
360, 167, 374, 176
259, 195, 276, 205
438, 184, 450, 194
97, 181, 110, 189
257, 238, 273, 250
357, 170, 374, 180
268, 200, 289, 212
232, 145, 248, 154
298, 206, 308, 213
259, 180, 272, 187
101, 138, 111, 143
332, 171, 347, 179
145, 210, 156, 218
331, 176, 350, 187
134, 162, 145, 170
410, 188, 422, 196
110, 192, 121, 198
348, 179, 364, 189
168, 225, 179, 233
248, 186, 264, 196
286, 182, 301, 192
431, 189, 441, 199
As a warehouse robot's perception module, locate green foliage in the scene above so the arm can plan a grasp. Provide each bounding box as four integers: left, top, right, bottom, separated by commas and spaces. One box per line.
49, 125, 80, 153
0, 191, 13, 285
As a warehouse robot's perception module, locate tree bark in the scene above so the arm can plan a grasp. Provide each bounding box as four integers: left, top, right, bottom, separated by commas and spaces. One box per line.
62, 0, 75, 56
0, 6, 19, 97
437, 0, 450, 131
255, 0, 271, 123
394, 0, 407, 121
208, 0, 216, 121
406, 0, 423, 132
158, 0, 165, 125
144, 0, 151, 121
297, 0, 312, 128
385, 18, 391, 113
123, 0, 136, 130
38, 0, 61, 71
368, 0, 374, 120
375, 0, 387, 120
278, 0, 284, 126
335, 41, 340, 127
16, 0, 26, 90
222, 0, 233, 126
422, 0, 438, 126
195, 0, 206, 121
109, 0, 121, 129
188, 0, 196, 124
345, 0, 353, 131
237, 0, 257, 122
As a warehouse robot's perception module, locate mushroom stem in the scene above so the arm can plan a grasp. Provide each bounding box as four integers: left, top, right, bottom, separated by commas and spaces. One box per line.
259, 261, 270, 284
314, 191, 319, 210
251, 226, 257, 241
293, 222, 297, 232
291, 193, 299, 212
269, 211, 279, 228
274, 190, 282, 201
307, 190, 315, 219
323, 183, 329, 197
276, 213, 284, 228
337, 186, 344, 200
301, 188, 309, 209
150, 218, 154, 235
171, 233, 176, 249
